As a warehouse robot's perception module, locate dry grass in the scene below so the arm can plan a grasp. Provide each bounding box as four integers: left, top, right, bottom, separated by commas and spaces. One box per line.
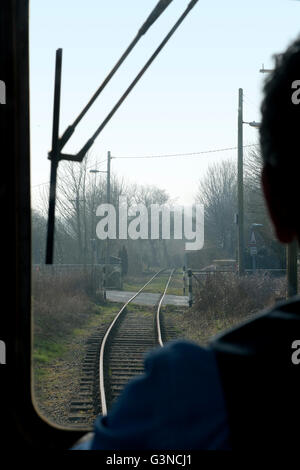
165, 272, 286, 346
32, 268, 99, 342
193, 271, 285, 321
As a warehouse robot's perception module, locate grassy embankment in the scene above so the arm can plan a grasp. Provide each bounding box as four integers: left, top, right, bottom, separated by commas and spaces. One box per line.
32, 269, 121, 403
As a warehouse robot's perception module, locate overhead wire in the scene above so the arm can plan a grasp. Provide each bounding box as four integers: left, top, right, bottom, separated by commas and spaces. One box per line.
31, 143, 259, 189
112, 143, 259, 160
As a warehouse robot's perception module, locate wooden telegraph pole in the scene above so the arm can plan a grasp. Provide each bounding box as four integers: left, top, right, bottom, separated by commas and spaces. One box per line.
237, 88, 244, 275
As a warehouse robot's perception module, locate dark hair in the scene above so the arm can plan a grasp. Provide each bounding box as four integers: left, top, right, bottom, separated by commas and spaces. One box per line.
260, 37, 300, 171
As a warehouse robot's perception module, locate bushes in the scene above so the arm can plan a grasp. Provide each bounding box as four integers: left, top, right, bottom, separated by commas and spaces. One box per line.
192, 271, 285, 323
178, 271, 287, 344
32, 268, 98, 342
172, 272, 286, 345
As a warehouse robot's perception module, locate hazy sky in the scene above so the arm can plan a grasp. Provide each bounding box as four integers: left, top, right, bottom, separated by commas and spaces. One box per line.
30, 0, 300, 205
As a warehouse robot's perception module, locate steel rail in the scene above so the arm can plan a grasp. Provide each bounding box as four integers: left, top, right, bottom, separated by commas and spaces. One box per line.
156, 268, 175, 347
99, 269, 165, 416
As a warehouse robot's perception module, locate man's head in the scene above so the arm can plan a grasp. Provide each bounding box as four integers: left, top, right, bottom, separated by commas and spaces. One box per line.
260, 37, 300, 243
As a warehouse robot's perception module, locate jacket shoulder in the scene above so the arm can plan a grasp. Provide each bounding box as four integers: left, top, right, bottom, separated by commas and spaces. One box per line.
210, 296, 300, 449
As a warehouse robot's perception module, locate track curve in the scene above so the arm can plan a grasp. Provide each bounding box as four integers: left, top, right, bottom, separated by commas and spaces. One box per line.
99, 269, 175, 415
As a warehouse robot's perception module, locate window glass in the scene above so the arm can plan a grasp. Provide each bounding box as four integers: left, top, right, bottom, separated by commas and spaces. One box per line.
30, 0, 298, 428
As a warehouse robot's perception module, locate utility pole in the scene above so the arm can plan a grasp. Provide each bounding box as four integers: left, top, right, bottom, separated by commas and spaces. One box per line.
237, 88, 244, 275
106, 151, 111, 266
90, 158, 110, 298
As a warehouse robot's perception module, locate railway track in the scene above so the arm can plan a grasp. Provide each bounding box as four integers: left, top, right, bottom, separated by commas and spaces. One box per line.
68, 268, 176, 426
100, 268, 175, 414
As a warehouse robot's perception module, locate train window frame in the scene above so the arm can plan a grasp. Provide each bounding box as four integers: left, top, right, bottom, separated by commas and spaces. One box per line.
2, 0, 295, 451
0, 0, 86, 449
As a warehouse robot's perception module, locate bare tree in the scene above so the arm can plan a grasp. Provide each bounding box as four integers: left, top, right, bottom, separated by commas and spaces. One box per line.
131, 185, 171, 268
244, 148, 285, 268
244, 148, 268, 224
32, 209, 46, 263
32, 162, 184, 270
194, 153, 284, 268
196, 159, 237, 257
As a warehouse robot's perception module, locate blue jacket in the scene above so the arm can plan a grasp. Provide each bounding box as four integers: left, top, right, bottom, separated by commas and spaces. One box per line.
73, 340, 230, 450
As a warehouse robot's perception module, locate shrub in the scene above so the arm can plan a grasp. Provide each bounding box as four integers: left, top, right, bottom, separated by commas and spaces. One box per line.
192, 271, 286, 323
32, 268, 97, 341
